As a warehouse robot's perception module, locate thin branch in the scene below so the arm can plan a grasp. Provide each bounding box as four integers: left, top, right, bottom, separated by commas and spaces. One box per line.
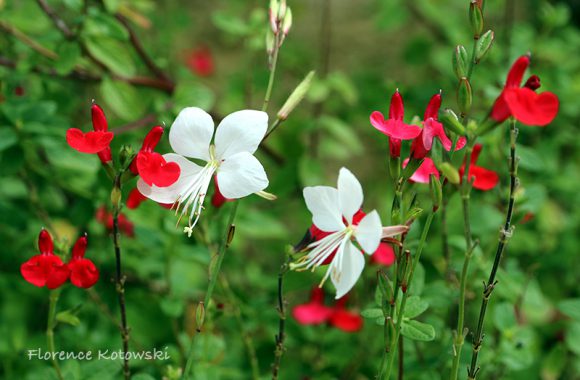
0, 21, 58, 60
36, 0, 74, 39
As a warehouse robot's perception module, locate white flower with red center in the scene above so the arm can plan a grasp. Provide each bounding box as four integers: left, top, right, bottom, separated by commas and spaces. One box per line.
292, 168, 407, 299
138, 107, 269, 236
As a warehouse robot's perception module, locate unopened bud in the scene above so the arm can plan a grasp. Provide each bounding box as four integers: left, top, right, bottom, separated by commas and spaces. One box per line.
119, 145, 135, 170
429, 174, 442, 212
377, 271, 394, 305
278, 71, 315, 120
475, 30, 494, 63
269, 0, 279, 34
282, 7, 292, 36
440, 108, 466, 135
195, 302, 205, 332
452, 45, 468, 79
226, 224, 236, 248
266, 31, 275, 56
469, 1, 484, 38
457, 77, 472, 115
439, 162, 460, 185
110, 186, 122, 209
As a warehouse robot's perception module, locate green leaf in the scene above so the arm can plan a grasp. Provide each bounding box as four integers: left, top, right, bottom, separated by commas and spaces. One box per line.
83, 11, 129, 40
0, 128, 18, 152
558, 298, 580, 320
56, 311, 80, 326
400, 320, 435, 341
565, 322, 580, 355
211, 11, 251, 36
172, 81, 216, 113
493, 302, 517, 331
84, 37, 135, 77
131, 374, 156, 380
361, 308, 383, 319
54, 42, 82, 75
404, 296, 429, 319
100, 77, 146, 120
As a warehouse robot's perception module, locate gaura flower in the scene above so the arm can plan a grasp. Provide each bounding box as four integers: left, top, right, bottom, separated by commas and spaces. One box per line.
458, 144, 499, 191
403, 157, 440, 184
67, 234, 99, 288
130, 126, 181, 188
66, 104, 113, 164
410, 92, 467, 159
21, 229, 69, 289
291, 168, 407, 299
491, 54, 559, 126
292, 287, 363, 332
370, 90, 422, 158
137, 107, 269, 236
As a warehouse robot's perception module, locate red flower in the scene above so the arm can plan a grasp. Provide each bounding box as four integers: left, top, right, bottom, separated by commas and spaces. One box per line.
67, 234, 99, 288
458, 144, 499, 191
491, 55, 559, 126
20, 229, 69, 289
292, 288, 334, 325
95, 206, 135, 237
403, 157, 440, 184
186, 47, 214, 77
66, 104, 113, 163
370, 242, 396, 266
130, 126, 180, 188
292, 288, 363, 332
370, 90, 422, 157
410, 93, 467, 159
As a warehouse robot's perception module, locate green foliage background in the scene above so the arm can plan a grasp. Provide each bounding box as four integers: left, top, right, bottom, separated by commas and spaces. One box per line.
0, 0, 579, 379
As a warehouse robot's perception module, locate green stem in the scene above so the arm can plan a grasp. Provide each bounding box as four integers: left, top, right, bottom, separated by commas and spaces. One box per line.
181, 201, 239, 379
112, 176, 131, 380
262, 43, 280, 112
449, 137, 478, 380
47, 290, 64, 380
383, 210, 436, 380
467, 120, 518, 379
272, 259, 290, 379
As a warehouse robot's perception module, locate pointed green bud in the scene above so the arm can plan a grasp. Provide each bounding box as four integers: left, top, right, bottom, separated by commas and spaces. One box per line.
195, 301, 205, 332
439, 162, 460, 185
110, 186, 122, 209
475, 30, 494, 63
469, 1, 484, 38
440, 108, 466, 135
457, 77, 472, 115
429, 174, 442, 212
452, 45, 469, 79
282, 7, 292, 36
277, 71, 315, 120
119, 145, 135, 171
377, 271, 394, 305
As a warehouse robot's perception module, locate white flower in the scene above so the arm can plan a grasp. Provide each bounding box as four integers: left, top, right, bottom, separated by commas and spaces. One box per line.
138, 107, 269, 235
292, 168, 392, 299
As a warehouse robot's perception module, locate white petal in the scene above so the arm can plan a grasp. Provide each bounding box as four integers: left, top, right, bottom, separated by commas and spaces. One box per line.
214, 110, 268, 159
355, 210, 382, 254
137, 153, 203, 203
169, 107, 214, 161
332, 241, 365, 299
303, 186, 344, 232
337, 167, 363, 223
382, 225, 409, 238
216, 152, 268, 199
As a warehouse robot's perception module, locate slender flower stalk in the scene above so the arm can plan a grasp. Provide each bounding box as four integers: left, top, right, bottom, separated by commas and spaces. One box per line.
467, 119, 519, 379
112, 175, 131, 380
46, 289, 64, 380
272, 258, 290, 380
383, 210, 436, 380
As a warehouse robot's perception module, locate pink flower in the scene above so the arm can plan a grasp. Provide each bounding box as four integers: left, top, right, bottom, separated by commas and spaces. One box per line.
403, 157, 440, 184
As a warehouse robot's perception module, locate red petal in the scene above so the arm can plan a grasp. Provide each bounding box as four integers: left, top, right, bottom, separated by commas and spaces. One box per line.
471, 144, 483, 164
136, 152, 181, 187
454, 137, 467, 151
309, 287, 326, 303
127, 188, 147, 209
371, 243, 396, 266
91, 104, 108, 132
21, 255, 69, 288
292, 302, 333, 325
469, 166, 500, 191
379, 120, 422, 140
212, 176, 231, 208
503, 88, 559, 126
38, 229, 53, 255
423, 93, 441, 120
505, 55, 530, 88
404, 157, 439, 184
524, 75, 541, 90
66, 129, 114, 154
329, 309, 363, 332
491, 91, 512, 123
71, 235, 87, 260
370, 111, 387, 133
141, 126, 164, 152
68, 258, 99, 288
389, 138, 401, 158
389, 90, 404, 120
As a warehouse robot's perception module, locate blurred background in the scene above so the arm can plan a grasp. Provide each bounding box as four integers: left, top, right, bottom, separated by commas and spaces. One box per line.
1, 0, 579, 379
